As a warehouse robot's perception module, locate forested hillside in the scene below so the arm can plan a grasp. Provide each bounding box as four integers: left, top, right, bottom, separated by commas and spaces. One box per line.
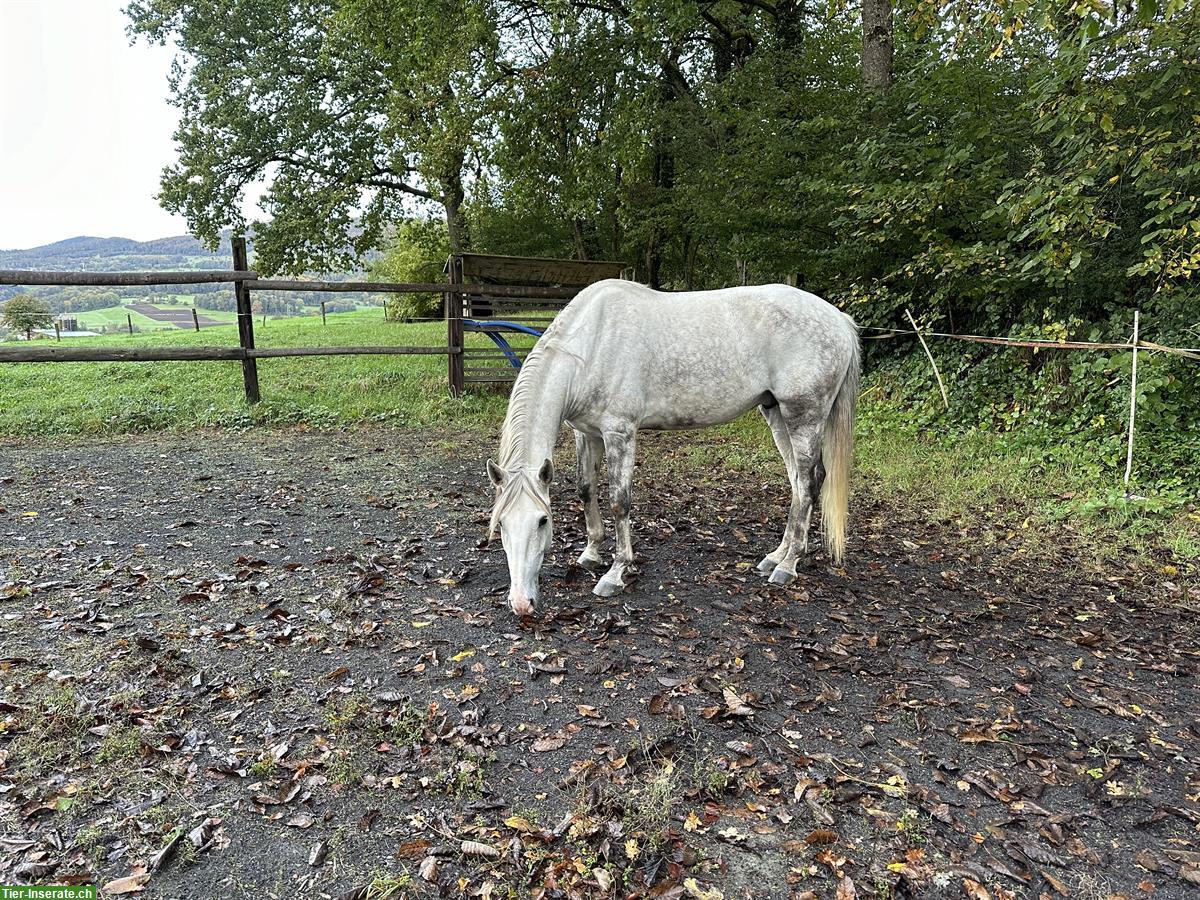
0, 233, 374, 319
0, 233, 229, 272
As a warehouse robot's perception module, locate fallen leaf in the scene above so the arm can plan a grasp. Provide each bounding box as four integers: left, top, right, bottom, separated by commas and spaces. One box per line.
419, 856, 439, 883
461, 840, 501, 858
804, 828, 838, 845
684, 877, 725, 900
104, 873, 151, 894
532, 734, 567, 752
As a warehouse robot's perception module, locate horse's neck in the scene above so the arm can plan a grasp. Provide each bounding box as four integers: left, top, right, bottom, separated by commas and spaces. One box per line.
500, 348, 571, 471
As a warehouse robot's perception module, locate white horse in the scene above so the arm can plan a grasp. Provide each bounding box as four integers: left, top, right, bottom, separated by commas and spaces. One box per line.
487, 280, 860, 616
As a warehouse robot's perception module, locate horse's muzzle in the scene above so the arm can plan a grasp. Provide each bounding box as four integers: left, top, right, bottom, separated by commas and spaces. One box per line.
510, 596, 536, 617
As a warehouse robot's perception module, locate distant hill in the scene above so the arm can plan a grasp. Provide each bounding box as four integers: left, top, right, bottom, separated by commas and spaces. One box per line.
0, 232, 379, 321
0, 233, 239, 272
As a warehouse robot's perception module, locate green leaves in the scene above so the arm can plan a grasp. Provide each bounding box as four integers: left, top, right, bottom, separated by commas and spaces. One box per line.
1, 295, 54, 337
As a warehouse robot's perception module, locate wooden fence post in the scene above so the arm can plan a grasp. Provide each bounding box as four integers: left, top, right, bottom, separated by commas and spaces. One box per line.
232, 236, 261, 403
54, 321, 61, 342
447, 255, 465, 396
192, 307, 200, 332
321, 301, 327, 326
905, 308, 949, 410
1123, 310, 1140, 493
127, 313, 133, 335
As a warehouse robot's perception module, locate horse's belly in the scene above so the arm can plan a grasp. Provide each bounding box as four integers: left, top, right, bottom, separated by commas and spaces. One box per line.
638, 390, 767, 430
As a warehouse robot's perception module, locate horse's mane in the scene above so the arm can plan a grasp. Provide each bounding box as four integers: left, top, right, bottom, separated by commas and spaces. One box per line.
489, 331, 585, 539
497, 342, 547, 469
489, 342, 549, 539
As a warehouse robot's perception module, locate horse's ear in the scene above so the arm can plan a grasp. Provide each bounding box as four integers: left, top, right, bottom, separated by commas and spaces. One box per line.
538, 458, 554, 486
487, 458, 505, 487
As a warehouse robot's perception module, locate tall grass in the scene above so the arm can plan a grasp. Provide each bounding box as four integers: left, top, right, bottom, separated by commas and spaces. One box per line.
0, 311, 507, 434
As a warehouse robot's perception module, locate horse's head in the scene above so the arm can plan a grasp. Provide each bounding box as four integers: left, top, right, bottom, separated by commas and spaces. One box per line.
487, 458, 554, 617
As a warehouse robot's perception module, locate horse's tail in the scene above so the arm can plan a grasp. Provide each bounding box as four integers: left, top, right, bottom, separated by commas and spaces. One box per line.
820, 325, 859, 565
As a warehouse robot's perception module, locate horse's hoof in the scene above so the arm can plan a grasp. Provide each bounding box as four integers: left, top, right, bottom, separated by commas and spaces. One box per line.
755, 555, 777, 575
577, 552, 604, 571
593, 575, 625, 597
768, 566, 796, 586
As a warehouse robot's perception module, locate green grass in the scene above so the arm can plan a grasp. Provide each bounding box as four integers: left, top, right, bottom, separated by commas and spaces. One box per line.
0, 310, 507, 434
193, 307, 240, 324
74, 305, 168, 331
702, 408, 1199, 569
73, 299, 241, 332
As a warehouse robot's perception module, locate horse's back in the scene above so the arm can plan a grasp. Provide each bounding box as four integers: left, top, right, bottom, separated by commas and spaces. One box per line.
552, 280, 856, 358
550, 281, 857, 428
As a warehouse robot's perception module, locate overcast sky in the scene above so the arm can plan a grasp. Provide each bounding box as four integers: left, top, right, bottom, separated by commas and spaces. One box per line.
0, 1, 197, 250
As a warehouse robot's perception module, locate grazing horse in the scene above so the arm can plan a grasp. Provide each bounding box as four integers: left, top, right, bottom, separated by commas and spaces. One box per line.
487, 280, 860, 617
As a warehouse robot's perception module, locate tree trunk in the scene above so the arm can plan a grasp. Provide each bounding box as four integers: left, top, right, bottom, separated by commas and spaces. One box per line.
440, 165, 470, 253
643, 57, 681, 289
862, 0, 893, 91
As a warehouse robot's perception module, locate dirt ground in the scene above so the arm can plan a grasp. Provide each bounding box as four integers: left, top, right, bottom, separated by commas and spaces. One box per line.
1, 428, 1197, 900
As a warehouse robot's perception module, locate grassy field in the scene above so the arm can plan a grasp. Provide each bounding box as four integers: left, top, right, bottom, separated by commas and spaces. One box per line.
0, 310, 498, 432
74, 305, 168, 331
1, 310, 1195, 568
73, 296, 242, 332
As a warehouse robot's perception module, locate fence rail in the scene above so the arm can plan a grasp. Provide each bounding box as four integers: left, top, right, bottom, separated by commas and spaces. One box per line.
0, 237, 601, 402
0, 345, 457, 364
247, 278, 578, 299
0, 269, 256, 287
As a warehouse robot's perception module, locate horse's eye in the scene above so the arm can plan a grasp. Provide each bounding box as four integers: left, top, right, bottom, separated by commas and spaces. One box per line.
538, 516, 548, 528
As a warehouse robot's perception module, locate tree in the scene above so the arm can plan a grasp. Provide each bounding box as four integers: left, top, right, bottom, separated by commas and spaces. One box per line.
2, 295, 54, 340
125, 0, 505, 272
368, 218, 450, 320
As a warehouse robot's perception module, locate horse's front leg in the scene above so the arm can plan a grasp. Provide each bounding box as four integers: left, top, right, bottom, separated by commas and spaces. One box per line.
575, 430, 605, 570
594, 427, 636, 597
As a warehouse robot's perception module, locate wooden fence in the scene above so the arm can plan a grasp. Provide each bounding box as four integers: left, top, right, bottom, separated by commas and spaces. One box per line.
0, 238, 621, 401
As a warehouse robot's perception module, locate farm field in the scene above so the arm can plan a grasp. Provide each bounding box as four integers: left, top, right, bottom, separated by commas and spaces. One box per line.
73, 304, 172, 331
71, 303, 240, 336
0, 428, 1196, 898
72, 299, 240, 332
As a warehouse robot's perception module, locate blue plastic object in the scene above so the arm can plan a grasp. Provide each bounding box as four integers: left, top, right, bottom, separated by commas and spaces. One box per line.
463, 319, 544, 369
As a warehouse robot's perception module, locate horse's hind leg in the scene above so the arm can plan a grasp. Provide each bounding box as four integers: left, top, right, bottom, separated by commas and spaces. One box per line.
575, 430, 605, 570
768, 411, 824, 586
595, 427, 637, 597
757, 404, 797, 575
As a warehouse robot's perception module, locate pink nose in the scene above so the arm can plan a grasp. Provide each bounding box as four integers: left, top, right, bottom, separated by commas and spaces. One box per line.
510, 597, 535, 617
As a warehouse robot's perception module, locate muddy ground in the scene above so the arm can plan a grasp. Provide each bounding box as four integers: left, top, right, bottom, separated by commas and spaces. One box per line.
0, 428, 1197, 900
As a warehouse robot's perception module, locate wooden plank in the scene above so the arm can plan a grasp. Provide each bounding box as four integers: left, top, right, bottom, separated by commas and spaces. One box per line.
249, 346, 453, 358
469, 298, 570, 309
0, 345, 459, 363
232, 237, 261, 403
464, 315, 557, 323
446, 257, 465, 396
0, 346, 246, 363
464, 375, 517, 383
248, 278, 580, 298
456, 253, 624, 285
0, 270, 256, 286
